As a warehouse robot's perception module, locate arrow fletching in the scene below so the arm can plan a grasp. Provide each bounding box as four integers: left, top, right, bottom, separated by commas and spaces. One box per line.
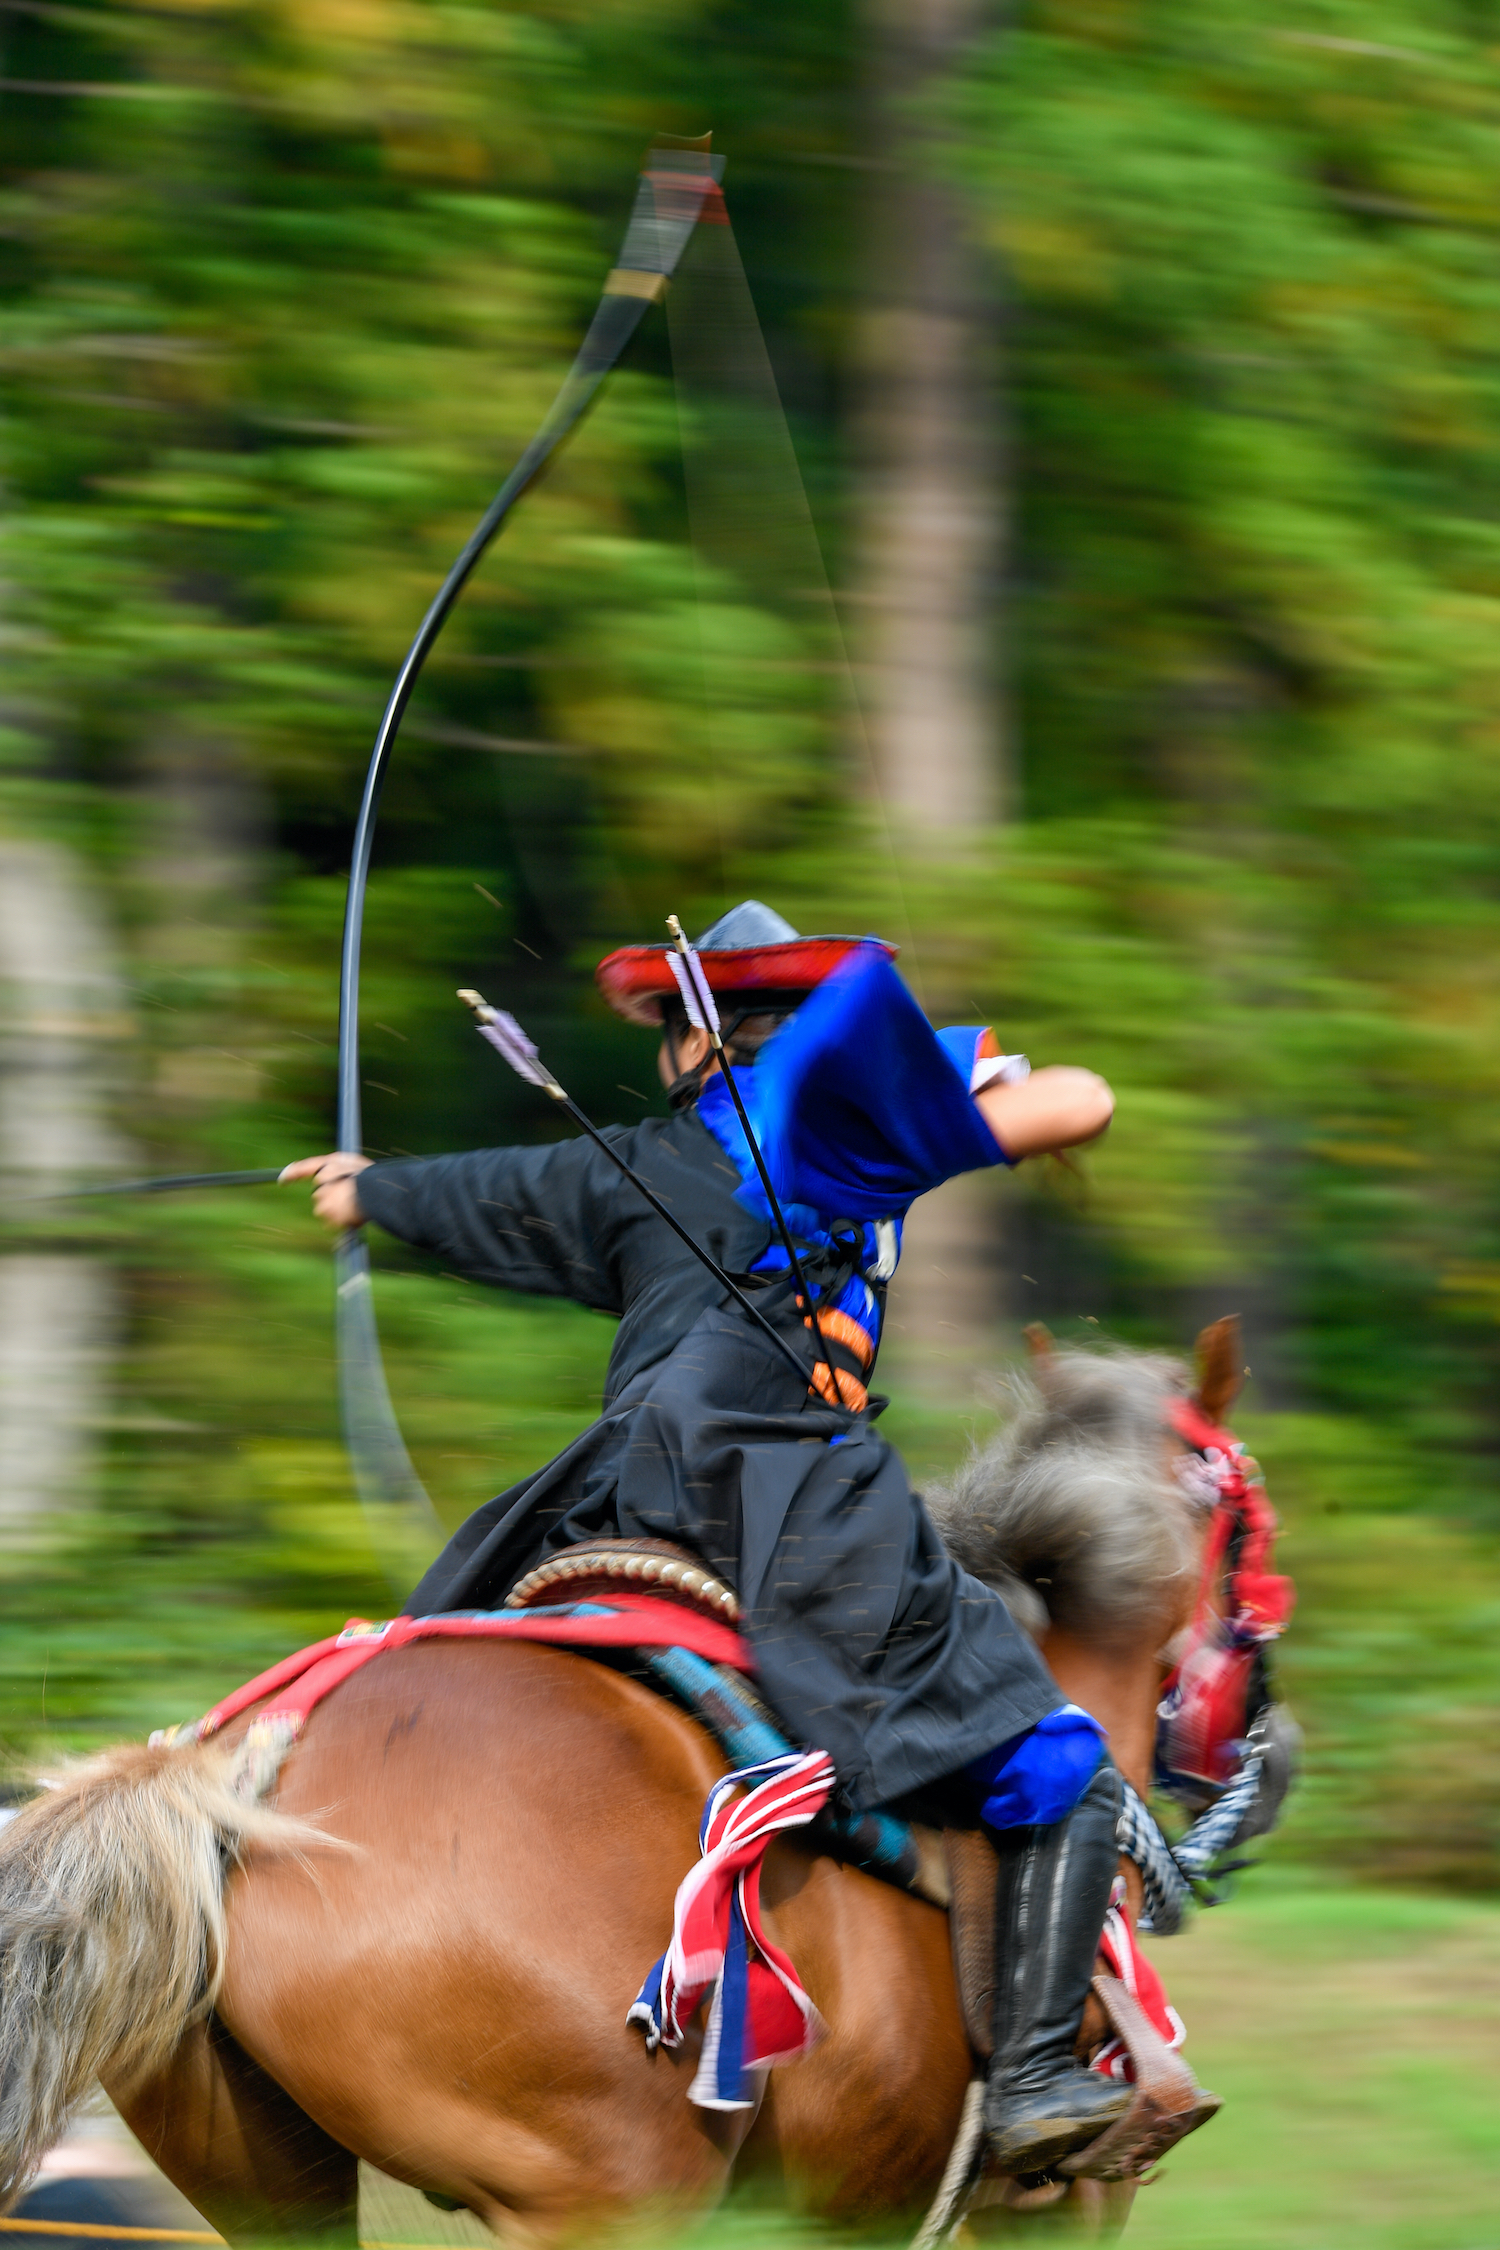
666, 918, 722, 1039
457, 988, 558, 1094
478, 1013, 553, 1089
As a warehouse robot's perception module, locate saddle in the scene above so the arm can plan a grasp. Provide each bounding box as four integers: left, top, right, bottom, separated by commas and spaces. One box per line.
508, 1536, 741, 1622
510, 1536, 1213, 2184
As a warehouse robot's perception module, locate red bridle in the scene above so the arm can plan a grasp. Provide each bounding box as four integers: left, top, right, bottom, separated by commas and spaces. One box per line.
1157, 1400, 1296, 1790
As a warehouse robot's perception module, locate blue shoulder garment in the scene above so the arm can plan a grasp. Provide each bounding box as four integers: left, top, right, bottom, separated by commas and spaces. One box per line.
715, 944, 1012, 1225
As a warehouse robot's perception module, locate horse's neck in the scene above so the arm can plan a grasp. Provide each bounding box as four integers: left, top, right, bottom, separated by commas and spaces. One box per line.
1039, 1627, 1160, 1928
1038, 1627, 1159, 1801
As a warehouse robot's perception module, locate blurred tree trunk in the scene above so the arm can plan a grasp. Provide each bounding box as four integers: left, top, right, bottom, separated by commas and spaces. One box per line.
858, 0, 1004, 837
0, 841, 127, 1549
856, 0, 1008, 1396
132, 728, 269, 1115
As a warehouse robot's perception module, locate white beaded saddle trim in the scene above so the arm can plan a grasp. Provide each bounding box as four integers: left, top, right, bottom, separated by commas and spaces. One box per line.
506, 1546, 741, 1623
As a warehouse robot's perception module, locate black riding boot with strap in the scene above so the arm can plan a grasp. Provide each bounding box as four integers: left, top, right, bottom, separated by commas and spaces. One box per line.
983, 1757, 1133, 2176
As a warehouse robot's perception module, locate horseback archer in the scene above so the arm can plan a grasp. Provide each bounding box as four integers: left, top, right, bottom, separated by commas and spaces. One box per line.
279, 898, 1207, 2180
0, 147, 1270, 2232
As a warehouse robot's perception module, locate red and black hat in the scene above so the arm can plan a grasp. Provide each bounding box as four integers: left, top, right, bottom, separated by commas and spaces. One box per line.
596, 900, 897, 1028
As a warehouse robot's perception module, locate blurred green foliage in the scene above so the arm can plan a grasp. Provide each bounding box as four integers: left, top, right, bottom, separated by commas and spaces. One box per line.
3, 0, 1500, 1895
950, 0, 1500, 1444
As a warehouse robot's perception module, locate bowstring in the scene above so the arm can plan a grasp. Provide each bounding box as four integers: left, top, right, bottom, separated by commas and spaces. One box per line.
662, 185, 922, 1000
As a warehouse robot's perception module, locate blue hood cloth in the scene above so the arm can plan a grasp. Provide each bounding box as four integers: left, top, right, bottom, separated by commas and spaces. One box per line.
695, 944, 1013, 1354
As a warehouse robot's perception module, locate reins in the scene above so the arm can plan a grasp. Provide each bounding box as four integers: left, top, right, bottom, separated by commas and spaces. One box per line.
1120, 1399, 1296, 1933
1116, 1741, 1270, 1935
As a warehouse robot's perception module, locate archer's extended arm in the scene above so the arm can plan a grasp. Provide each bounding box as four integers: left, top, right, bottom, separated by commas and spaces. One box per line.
288, 1140, 624, 1311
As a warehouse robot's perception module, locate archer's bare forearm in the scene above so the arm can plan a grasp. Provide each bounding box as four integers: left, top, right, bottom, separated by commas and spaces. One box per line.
976, 1067, 1114, 1160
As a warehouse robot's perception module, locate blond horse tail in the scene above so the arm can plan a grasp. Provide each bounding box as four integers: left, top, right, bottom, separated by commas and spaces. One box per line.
0, 1741, 321, 2202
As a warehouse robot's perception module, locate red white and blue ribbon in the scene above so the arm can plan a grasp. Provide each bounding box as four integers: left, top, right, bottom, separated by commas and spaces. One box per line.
627, 1748, 834, 2110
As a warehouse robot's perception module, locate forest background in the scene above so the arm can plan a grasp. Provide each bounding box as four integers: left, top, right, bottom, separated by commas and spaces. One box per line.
1, 4, 1499, 2244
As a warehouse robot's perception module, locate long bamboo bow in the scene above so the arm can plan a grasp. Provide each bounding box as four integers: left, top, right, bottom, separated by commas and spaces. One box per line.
334, 142, 727, 1585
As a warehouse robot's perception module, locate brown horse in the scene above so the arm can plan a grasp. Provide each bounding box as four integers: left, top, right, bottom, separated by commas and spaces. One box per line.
0, 1326, 1247, 2247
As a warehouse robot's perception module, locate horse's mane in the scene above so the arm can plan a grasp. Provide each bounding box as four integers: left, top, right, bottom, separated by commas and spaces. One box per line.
927, 1344, 1198, 1647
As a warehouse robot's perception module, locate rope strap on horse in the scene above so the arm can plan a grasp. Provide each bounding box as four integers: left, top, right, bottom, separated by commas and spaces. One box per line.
1116, 1744, 1266, 1936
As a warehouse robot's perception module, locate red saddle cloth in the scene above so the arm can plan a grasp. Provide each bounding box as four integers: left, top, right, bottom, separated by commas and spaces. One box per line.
164, 1592, 831, 2117
180, 1598, 752, 1748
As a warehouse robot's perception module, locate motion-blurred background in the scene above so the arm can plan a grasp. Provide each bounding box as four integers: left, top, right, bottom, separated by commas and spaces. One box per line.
1, 3, 1498, 2244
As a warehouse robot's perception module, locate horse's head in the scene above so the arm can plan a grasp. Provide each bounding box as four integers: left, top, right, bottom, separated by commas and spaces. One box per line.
926, 1317, 1251, 1803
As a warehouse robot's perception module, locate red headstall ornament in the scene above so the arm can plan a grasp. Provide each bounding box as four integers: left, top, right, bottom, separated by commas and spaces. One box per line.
1158, 1398, 1296, 1791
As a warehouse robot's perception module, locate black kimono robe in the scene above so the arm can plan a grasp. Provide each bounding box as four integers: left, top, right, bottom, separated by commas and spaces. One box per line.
359, 1102, 1063, 1814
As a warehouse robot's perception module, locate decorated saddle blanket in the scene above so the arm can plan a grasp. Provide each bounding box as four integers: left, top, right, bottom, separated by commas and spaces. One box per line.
164, 1596, 750, 1752
160, 1538, 750, 1752
153, 1555, 855, 2111
154, 1540, 1184, 2117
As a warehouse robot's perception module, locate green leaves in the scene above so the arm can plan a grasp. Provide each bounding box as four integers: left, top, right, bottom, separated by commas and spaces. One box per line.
930, 0, 1500, 1462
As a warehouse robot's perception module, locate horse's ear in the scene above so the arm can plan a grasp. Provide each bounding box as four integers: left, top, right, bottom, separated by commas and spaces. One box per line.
1023, 1322, 1054, 1364
1194, 1315, 1243, 1423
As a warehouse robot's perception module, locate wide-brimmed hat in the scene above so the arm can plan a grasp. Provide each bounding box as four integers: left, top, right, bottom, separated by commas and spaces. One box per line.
596, 900, 897, 1028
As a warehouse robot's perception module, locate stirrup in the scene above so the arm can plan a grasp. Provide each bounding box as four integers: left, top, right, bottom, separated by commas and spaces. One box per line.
1059, 1974, 1222, 2182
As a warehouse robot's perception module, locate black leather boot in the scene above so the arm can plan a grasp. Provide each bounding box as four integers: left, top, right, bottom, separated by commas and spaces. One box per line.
983, 1758, 1133, 2176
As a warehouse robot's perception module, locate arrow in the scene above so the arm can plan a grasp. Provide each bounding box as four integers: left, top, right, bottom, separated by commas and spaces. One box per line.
29, 1169, 284, 1201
